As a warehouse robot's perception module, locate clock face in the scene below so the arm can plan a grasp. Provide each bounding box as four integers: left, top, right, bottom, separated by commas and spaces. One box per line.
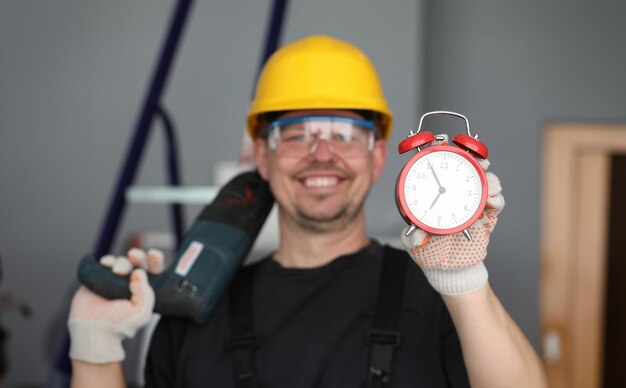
397, 145, 487, 234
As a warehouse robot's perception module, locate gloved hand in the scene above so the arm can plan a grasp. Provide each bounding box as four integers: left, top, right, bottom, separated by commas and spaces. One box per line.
68, 249, 163, 364
400, 139, 505, 296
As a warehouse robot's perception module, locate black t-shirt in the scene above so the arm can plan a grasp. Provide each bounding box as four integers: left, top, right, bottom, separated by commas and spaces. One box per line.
145, 241, 470, 387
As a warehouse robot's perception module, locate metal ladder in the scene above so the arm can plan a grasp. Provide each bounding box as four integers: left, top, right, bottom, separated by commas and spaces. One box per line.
47, 1, 289, 386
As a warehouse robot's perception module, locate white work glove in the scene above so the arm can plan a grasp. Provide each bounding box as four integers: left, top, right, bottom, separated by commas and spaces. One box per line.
401, 137, 505, 295
68, 249, 164, 364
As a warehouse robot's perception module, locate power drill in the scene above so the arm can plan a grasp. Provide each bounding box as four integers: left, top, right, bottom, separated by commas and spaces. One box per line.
77, 170, 274, 324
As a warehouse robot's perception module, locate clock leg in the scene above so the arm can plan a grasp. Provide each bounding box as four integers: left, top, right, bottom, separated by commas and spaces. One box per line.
405, 224, 418, 237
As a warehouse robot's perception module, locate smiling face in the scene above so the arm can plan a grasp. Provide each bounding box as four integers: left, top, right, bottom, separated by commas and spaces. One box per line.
254, 109, 387, 234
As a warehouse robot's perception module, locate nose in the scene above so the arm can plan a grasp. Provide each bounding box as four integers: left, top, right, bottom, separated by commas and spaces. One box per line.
308, 137, 335, 161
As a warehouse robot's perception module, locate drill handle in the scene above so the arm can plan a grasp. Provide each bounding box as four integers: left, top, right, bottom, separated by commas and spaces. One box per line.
77, 254, 140, 300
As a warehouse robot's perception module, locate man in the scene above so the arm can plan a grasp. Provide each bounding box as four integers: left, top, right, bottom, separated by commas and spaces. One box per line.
68, 35, 547, 387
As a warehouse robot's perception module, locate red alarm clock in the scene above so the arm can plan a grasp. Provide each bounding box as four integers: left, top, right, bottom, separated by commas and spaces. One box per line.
395, 111, 489, 240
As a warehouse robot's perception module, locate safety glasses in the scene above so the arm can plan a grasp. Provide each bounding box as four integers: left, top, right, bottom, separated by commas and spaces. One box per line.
266, 115, 375, 158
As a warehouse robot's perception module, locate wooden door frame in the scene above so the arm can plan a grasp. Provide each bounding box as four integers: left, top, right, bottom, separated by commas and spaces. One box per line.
541, 122, 626, 388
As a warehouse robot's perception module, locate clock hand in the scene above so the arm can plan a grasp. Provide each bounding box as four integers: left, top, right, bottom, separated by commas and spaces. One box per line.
428, 161, 443, 189
429, 186, 446, 210
429, 191, 442, 210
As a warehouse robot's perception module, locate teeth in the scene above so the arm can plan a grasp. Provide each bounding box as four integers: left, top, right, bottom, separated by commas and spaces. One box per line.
304, 177, 338, 187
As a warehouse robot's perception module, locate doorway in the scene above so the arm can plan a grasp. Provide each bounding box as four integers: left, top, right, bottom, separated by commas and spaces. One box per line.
540, 122, 626, 388
603, 154, 626, 387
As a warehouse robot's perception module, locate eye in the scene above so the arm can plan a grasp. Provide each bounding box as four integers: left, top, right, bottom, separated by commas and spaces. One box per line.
330, 124, 356, 143
282, 133, 306, 142
280, 127, 307, 143
332, 132, 352, 143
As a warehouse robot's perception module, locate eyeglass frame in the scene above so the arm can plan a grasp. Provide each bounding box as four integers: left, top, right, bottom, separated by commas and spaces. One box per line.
262, 115, 377, 157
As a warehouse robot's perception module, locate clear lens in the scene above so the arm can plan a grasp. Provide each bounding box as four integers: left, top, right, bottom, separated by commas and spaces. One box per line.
267, 116, 374, 158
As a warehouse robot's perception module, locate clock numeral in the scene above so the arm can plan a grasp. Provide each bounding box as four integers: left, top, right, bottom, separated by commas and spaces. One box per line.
416, 173, 425, 179
467, 190, 472, 197
412, 184, 417, 191
452, 212, 456, 219
437, 215, 442, 222
465, 175, 471, 182
439, 162, 449, 169
464, 205, 469, 211
456, 165, 460, 172
413, 199, 419, 206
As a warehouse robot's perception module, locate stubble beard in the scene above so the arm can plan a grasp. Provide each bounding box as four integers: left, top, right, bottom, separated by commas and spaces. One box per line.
292, 195, 364, 234
281, 160, 369, 233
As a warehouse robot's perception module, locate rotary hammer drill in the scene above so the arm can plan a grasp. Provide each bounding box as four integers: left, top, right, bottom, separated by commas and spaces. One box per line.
77, 170, 273, 324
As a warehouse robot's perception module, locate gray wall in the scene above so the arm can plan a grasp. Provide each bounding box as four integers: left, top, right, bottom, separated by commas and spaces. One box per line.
0, 1, 421, 385
2, 0, 625, 386
424, 0, 626, 348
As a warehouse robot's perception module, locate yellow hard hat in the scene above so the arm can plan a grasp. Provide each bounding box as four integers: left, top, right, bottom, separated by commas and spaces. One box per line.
247, 35, 393, 140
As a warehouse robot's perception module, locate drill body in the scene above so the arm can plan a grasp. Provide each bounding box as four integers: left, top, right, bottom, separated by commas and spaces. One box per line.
77, 171, 274, 324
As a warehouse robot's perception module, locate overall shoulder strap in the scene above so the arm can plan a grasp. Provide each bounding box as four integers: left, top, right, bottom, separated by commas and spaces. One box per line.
227, 247, 408, 388
367, 245, 408, 388
227, 264, 259, 388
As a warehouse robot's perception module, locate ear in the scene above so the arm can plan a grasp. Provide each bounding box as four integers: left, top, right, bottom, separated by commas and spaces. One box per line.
371, 139, 387, 181
253, 138, 270, 180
